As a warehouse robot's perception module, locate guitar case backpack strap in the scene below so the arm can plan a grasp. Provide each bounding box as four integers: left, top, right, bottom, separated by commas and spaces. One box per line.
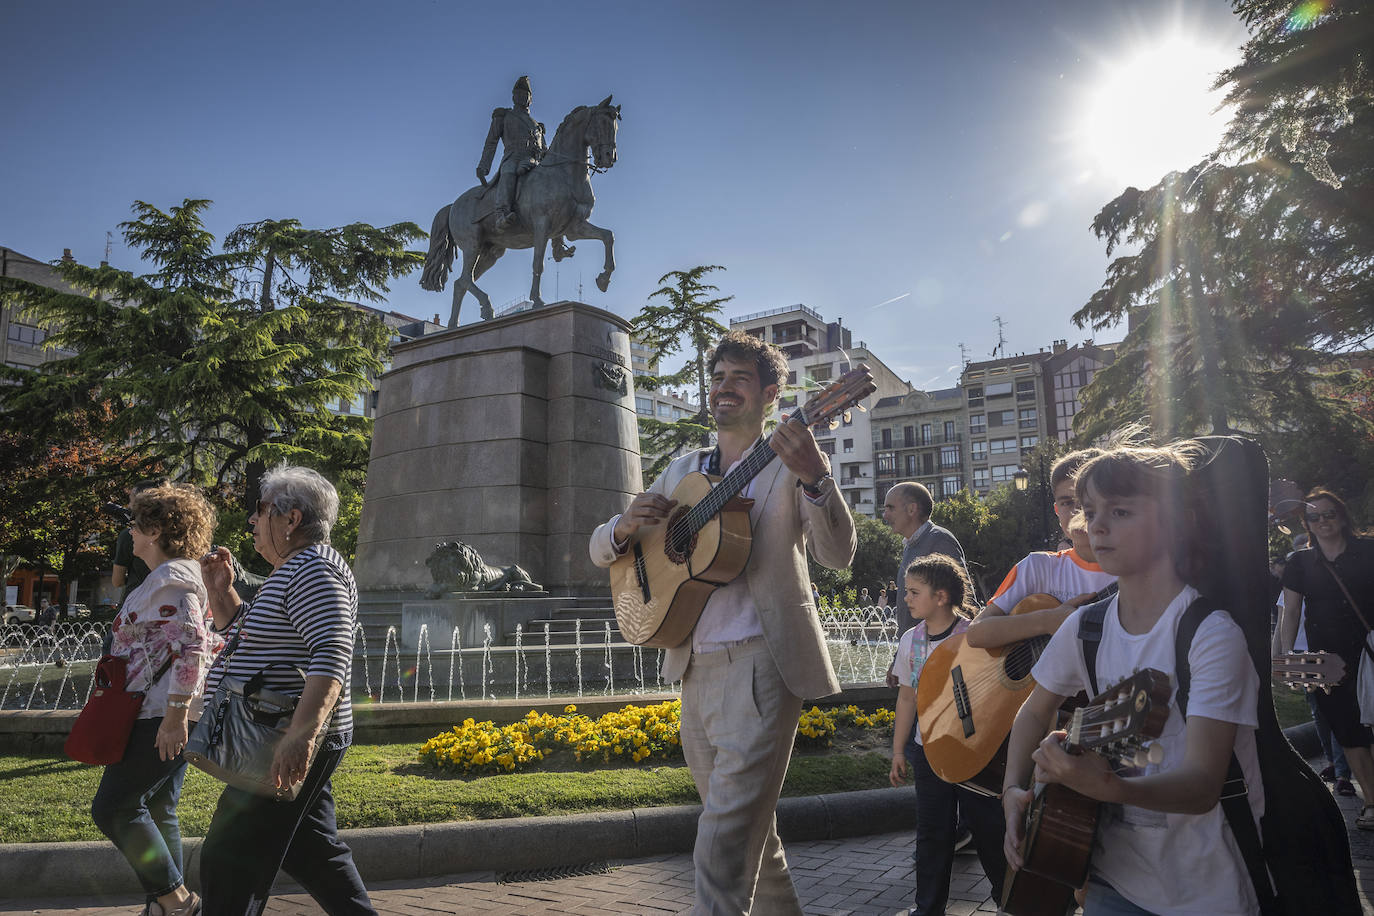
1075, 596, 1113, 698
1174, 596, 1280, 916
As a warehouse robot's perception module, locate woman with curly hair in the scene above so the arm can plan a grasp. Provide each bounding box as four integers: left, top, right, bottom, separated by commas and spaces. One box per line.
92, 482, 219, 916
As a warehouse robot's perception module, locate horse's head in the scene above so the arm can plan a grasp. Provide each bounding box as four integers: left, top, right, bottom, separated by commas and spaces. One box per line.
588, 95, 620, 169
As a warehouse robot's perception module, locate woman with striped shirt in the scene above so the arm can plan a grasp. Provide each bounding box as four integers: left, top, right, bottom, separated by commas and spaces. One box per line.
197, 466, 374, 916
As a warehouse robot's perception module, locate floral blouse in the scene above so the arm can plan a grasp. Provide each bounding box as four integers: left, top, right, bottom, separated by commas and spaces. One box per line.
110, 557, 220, 719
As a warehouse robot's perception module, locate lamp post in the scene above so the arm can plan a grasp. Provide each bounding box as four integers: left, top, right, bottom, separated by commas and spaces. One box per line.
1012, 464, 1051, 548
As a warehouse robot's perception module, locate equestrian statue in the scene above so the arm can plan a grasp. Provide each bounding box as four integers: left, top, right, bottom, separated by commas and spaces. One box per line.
420, 76, 620, 327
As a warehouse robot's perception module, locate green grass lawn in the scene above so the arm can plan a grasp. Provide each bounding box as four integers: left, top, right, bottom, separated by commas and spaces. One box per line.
0, 744, 892, 844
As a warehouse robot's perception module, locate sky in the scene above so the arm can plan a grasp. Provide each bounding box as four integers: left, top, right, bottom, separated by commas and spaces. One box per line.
1, 0, 1252, 390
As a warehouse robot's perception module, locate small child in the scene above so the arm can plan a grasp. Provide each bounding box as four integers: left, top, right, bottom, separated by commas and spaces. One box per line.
889, 554, 1007, 916
1001, 442, 1264, 915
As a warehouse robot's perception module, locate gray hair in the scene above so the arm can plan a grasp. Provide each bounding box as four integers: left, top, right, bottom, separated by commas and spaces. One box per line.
259, 465, 339, 545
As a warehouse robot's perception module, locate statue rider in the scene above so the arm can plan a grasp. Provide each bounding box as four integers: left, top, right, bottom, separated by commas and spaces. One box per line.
477, 75, 546, 233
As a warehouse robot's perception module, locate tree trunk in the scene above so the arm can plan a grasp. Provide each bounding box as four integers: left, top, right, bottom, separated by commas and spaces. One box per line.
694, 348, 711, 448
260, 251, 276, 311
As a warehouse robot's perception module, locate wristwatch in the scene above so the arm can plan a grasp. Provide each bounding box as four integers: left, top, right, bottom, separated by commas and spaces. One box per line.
800, 473, 833, 497
166, 699, 192, 709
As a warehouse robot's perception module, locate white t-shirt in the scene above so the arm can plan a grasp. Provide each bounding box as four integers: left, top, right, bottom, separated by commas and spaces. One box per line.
991, 548, 1117, 612
894, 616, 968, 746
1031, 585, 1263, 916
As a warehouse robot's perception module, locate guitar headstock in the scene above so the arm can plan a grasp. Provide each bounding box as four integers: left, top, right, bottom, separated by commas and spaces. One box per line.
1273, 651, 1347, 692
795, 365, 877, 430
1066, 668, 1172, 768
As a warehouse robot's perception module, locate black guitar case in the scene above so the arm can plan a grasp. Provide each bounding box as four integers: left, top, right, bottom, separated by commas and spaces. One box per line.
1189, 436, 1359, 915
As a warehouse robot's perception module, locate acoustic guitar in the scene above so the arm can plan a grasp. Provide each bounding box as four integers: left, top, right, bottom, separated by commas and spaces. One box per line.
1272, 651, 1346, 692
1001, 667, 1171, 916
917, 582, 1119, 793
610, 365, 876, 648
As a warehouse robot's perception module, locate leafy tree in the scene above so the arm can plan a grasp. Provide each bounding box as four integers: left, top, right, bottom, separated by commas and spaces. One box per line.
849, 512, 904, 600
631, 266, 731, 483
1072, 0, 1374, 505
0, 409, 140, 610
0, 200, 424, 512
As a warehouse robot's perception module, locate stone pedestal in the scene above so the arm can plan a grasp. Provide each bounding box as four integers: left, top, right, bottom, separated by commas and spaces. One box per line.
353, 301, 641, 598
400, 596, 555, 652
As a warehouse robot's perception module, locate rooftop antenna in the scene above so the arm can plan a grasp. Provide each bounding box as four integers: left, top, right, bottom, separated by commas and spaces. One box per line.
991, 316, 1009, 358
958, 342, 970, 367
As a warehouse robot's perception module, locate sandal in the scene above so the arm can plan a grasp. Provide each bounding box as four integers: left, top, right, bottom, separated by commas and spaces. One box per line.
1357, 806, 1374, 831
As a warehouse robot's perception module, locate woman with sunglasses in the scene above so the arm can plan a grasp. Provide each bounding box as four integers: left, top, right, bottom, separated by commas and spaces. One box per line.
197, 465, 374, 915
1276, 488, 1374, 828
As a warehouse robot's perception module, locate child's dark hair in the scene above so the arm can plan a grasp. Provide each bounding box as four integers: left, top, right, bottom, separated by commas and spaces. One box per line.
1074, 439, 1207, 584
1050, 448, 1104, 490
905, 554, 978, 619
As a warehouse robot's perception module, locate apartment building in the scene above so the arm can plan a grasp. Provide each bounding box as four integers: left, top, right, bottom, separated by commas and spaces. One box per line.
962, 352, 1052, 495
1, 247, 81, 371
1043, 338, 1119, 443
871, 386, 965, 515
729, 304, 909, 516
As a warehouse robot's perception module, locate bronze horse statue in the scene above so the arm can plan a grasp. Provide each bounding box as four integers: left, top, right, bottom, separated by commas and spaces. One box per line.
420, 96, 620, 327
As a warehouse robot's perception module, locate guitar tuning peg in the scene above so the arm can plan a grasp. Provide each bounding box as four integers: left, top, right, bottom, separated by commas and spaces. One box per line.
1130, 742, 1164, 768
828, 418, 840, 430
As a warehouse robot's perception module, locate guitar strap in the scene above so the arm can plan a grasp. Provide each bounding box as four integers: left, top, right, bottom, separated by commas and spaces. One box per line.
1077, 595, 1279, 916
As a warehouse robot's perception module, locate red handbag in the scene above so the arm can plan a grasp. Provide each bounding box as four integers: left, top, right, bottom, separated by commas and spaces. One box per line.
64, 654, 170, 765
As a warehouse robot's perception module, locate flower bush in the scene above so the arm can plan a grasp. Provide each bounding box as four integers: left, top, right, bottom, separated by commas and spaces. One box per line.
419, 699, 895, 774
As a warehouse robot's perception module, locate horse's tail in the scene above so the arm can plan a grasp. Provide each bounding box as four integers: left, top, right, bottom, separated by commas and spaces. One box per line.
419, 205, 456, 291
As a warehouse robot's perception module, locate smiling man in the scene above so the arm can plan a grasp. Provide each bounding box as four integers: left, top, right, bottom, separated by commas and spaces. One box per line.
590, 330, 856, 914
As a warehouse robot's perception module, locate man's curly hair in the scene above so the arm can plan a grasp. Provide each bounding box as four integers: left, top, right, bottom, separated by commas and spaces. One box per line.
707, 329, 788, 390
131, 483, 217, 560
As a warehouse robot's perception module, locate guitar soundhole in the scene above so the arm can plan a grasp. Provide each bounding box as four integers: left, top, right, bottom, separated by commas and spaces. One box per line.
663, 506, 697, 565
1004, 635, 1050, 682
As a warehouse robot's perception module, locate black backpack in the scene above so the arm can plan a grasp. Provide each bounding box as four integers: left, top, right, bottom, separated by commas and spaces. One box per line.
1076, 436, 1357, 916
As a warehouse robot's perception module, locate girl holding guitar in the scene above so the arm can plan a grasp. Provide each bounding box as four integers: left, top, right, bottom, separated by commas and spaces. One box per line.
1001, 442, 1265, 916
889, 555, 1007, 916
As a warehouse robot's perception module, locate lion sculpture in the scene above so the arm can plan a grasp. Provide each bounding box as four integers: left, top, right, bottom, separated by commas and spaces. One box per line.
424, 541, 542, 597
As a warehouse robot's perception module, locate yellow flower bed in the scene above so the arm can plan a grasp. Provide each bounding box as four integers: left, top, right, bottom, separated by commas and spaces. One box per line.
419, 700, 895, 774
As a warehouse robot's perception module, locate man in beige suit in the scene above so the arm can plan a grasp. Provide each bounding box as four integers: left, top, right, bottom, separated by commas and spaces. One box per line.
591, 330, 856, 914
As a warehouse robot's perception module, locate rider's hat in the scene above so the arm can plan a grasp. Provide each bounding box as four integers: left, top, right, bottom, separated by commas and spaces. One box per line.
512, 75, 533, 96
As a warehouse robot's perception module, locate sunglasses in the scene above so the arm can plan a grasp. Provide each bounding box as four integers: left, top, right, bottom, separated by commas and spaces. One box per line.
255, 499, 277, 517
1305, 510, 1339, 523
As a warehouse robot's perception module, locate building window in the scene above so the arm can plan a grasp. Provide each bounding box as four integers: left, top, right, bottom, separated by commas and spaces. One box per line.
1021, 435, 1039, 451
905, 454, 916, 475
986, 381, 1013, 397
904, 426, 915, 447
944, 420, 956, 440
843, 438, 854, 453
881, 429, 892, 449
989, 409, 1014, 428
940, 445, 960, 468
1019, 408, 1038, 429
810, 364, 833, 382
920, 423, 932, 444
971, 440, 988, 462
967, 385, 984, 408
969, 413, 986, 435
779, 395, 797, 409
786, 370, 797, 384
990, 465, 1016, 483
941, 476, 960, 497
877, 452, 896, 473
658, 402, 673, 417
818, 439, 836, 456
6, 324, 46, 345
1017, 379, 1037, 401
973, 468, 989, 488
635, 396, 653, 415
989, 437, 1017, 456
922, 453, 935, 475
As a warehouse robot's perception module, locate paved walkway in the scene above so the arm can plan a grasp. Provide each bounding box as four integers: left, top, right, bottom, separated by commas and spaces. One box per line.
7, 772, 1374, 915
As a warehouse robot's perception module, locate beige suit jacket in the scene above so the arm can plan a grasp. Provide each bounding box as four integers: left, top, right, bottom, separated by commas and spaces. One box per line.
590, 447, 856, 699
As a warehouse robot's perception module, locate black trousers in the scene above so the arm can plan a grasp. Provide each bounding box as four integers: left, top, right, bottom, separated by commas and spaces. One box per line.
199, 736, 374, 916
906, 734, 1007, 915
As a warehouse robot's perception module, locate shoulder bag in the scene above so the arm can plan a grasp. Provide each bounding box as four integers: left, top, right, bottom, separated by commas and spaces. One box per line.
65, 653, 175, 765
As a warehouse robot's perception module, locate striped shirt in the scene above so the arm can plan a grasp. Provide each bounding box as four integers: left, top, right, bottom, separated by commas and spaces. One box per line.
204, 544, 358, 739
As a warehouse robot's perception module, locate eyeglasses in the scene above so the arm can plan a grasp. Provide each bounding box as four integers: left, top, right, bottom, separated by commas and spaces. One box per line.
255, 499, 277, 517
1306, 510, 1339, 523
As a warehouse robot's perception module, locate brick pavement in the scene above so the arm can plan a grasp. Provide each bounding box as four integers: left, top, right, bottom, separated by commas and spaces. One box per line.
8, 775, 1374, 915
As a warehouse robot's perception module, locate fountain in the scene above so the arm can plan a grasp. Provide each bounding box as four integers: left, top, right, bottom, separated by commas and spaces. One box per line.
0, 604, 896, 714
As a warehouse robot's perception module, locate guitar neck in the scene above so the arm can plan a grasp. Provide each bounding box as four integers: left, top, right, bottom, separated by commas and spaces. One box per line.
682, 438, 780, 532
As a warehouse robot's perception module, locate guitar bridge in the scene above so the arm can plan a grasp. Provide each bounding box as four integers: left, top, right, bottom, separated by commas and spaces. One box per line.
951, 665, 975, 738
632, 543, 651, 603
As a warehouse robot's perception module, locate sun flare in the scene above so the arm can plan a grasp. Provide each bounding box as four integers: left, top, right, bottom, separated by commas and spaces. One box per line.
1077, 34, 1239, 189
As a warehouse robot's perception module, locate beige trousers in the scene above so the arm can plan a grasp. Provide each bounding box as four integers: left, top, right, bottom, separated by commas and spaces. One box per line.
680, 638, 805, 916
